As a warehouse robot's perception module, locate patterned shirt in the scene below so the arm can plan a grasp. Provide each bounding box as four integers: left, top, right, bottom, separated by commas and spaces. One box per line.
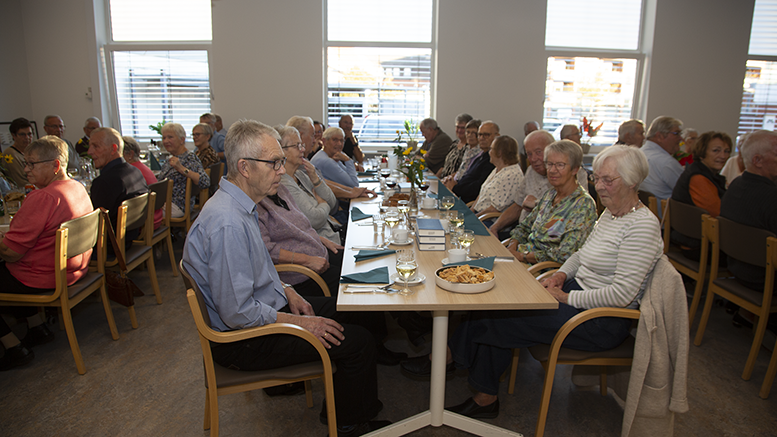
455, 145, 480, 181
196, 145, 220, 170
559, 207, 663, 309
510, 185, 597, 263
474, 164, 524, 212
157, 151, 210, 211
513, 166, 589, 222
440, 140, 464, 178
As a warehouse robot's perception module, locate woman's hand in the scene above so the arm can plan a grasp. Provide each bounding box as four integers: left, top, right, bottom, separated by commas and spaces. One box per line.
301, 159, 318, 180
304, 255, 329, 274
545, 286, 569, 304
320, 236, 343, 254
540, 271, 567, 290
168, 156, 186, 175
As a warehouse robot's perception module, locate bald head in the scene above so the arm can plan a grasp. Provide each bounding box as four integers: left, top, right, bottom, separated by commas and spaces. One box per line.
524, 130, 555, 176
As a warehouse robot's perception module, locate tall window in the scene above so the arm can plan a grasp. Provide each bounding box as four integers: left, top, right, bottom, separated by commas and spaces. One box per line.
325, 0, 435, 152
543, 0, 643, 146
107, 0, 212, 141
739, 0, 777, 136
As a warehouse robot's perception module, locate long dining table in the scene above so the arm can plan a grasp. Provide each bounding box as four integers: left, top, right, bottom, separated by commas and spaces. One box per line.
337, 183, 558, 437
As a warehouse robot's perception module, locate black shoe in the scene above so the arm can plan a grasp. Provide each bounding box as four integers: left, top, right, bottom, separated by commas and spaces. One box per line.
397, 312, 432, 347
0, 345, 35, 371
321, 400, 383, 425
446, 397, 499, 419
331, 420, 392, 437
400, 355, 454, 378
23, 324, 55, 348
376, 345, 407, 366
733, 313, 754, 329
263, 382, 305, 397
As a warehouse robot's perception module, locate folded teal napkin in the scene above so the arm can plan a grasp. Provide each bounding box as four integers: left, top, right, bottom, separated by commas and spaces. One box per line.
442, 256, 496, 270
435, 185, 490, 236
351, 207, 371, 221
354, 249, 396, 262
358, 171, 378, 176
359, 178, 380, 183
340, 266, 391, 283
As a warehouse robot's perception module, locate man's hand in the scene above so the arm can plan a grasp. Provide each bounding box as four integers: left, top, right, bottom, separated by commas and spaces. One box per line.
304, 255, 329, 274
522, 195, 537, 211
334, 152, 351, 162
320, 236, 343, 254
443, 179, 457, 190
355, 187, 377, 198
540, 272, 567, 290
280, 313, 345, 349
285, 286, 314, 316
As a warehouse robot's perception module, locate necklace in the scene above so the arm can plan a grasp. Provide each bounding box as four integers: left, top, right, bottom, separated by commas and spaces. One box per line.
610, 201, 642, 219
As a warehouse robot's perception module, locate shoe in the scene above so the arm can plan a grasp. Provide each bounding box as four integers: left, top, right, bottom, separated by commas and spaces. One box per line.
400, 355, 454, 378
23, 324, 55, 348
263, 382, 305, 397
321, 400, 383, 425
329, 420, 391, 437
733, 313, 754, 329
376, 345, 407, 366
397, 312, 432, 347
0, 345, 35, 371
446, 397, 499, 419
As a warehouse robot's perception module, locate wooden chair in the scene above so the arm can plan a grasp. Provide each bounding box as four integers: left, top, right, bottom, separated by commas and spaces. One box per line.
694, 215, 777, 381
275, 264, 331, 297
662, 198, 721, 327
113, 193, 162, 306
193, 167, 212, 211
638, 190, 659, 218
0, 209, 119, 374
477, 211, 501, 223
170, 177, 202, 232
529, 307, 641, 437
142, 179, 178, 276
207, 162, 224, 197
180, 262, 338, 437
761, 337, 777, 399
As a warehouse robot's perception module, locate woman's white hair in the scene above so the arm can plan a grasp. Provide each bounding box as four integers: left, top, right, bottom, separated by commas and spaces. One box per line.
161, 122, 186, 140
592, 144, 649, 191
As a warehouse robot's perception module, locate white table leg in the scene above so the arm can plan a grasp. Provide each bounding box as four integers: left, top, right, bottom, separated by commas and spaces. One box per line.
429, 310, 449, 426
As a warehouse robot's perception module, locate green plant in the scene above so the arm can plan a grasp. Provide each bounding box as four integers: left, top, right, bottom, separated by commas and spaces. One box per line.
395, 119, 420, 144
392, 142, 426, 187
149, 120, 168, 135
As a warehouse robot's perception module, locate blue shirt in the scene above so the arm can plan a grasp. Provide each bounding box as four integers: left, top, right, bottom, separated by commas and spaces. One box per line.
210, 131, 225, 155
310, 149, 359, 187
182, 177, 288, 332
640, 140, 683, 201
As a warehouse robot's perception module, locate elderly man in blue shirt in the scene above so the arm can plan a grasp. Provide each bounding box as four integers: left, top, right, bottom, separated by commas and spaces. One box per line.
640, 115, 684, 201
182, 120, 389, 436
310, 127, 360, 188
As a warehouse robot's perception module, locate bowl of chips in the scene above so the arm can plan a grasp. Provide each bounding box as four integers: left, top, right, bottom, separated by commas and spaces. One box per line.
434, 265, 495, 294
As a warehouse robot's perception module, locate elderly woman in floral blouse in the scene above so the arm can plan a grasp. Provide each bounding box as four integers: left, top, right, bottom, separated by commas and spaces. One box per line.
157, 122, 210, 218
471, 135, 524, 215
506, 140, 597, 264
192, 123, 220, 170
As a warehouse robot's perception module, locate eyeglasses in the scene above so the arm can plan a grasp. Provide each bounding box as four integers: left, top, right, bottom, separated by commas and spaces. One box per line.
544, 161, 568, 170
478, 132, 495, 138
669, 131, 682, 136
282, 143, 305, 151
191, 133, 207, 138
45, 124, 65, 129
592, 175, 622, 186
14, 132, 34, 138
24, 159, 56, 169
241, 157, 286, 171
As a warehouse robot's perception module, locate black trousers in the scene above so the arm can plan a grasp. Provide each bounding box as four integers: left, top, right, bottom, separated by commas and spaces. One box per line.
294, 248, 343, 298
210, 296, 382, 426
0, 263, 48, 338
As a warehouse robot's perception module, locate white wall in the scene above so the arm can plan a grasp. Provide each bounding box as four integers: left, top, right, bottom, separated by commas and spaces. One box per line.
0, 0, 33, 122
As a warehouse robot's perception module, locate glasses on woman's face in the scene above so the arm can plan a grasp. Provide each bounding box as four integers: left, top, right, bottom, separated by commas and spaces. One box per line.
282, 143, 305, 151
24, 159, 56, 169
241, 157, 287, 171
592, 175, 621, 186
544, 161, 568, 171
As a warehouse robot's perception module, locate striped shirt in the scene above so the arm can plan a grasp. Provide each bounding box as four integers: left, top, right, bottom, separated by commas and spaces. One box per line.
559, 206, 663, 309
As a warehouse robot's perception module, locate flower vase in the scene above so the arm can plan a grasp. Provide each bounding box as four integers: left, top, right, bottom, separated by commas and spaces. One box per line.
407, 140, 418, 152
408, 180, 418, 211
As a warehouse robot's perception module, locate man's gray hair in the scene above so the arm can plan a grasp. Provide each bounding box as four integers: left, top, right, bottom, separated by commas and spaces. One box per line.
741, 130, 777, 171
646, 116, 683, 139
526, 130, 555, 147
323, 126, 344, 140
545, 139, 583, 170
200, 113, 216, 124
225, 120, 281, 179
44, 114, 62, 125
455, 113, 473, 124
27, 135, 68, 167
618, 119, 644, 142
592, 144, 649, 191
560, 124, 579, 140
681, 128, 698, 141
194, 123, 214, 139
286, 115, 314, 133
161, 122, 186, 140
84, 117, 101, 127
123, 136, 141, 160
214, 114, 223, 123
420, 118, 438, 130
92, 127, 124, 155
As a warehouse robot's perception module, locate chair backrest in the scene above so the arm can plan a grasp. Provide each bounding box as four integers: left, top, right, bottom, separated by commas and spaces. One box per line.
148, 179, 172, 227
667, 198, 707, 240
717, 216, 776, 268
637, 190, 653, 207
57, 209, 104, 293
180, 261, 213, 327
123, 192, 150, 232
208, 162, 224, 196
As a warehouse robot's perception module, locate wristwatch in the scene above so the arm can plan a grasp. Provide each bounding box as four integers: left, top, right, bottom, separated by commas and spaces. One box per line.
184, 168, 190, 175
522, 251, 530, 261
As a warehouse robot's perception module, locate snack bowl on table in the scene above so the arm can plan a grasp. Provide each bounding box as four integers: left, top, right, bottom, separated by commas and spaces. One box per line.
434, 265, 496, 294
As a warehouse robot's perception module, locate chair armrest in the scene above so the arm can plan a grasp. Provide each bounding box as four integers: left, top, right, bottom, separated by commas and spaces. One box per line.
275, 264, 331, 297
501, 238, 511, 247
478, 212, 501, 222
546, 307, 641, 362
465, 200, 475, 207
528, 261, 562, 277
535, 269, 559, 282
329, 215, 341, 226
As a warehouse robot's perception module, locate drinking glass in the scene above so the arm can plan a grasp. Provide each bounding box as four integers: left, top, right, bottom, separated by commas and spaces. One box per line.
397, 199, 410, 219
384, 211, 401, 238
457, 230, 475, 256
441, 196, 455, 211
448, 211, 464, 231
395, 249, 418, 296
373, 213, 385, 241
5, 200, 21, 220
386, 179, 398, 190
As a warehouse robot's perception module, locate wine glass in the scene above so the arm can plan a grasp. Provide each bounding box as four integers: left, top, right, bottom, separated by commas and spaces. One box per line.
441, 196, 455, 211
395, 249, 418, 296
449, 211, 465, 231
386, 179, 397, 190
373, 213, 386, 242
5, 200, 21, 220
380, 169, 391, 189
418, 180, 431, 199
384, 211, 401, 239
457, 230, 475, 256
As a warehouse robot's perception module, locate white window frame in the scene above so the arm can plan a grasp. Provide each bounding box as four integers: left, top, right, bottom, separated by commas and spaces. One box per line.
739, 1, 777, 135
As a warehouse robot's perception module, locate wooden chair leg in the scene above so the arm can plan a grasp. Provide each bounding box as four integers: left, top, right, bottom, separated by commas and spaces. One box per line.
99, 285, 120, 340
600, 366, 608, 396
203, 390, 211, 430
61, 305, 86, 375
166, 235, 179, 277
206, 388, 219, 437
534, 360, 557, 437
127, 306, 139, 329
147, 257, 163, 304
743, 315, 770, 381
694, 282, 717, 346
304, 380, 313, 408
508, 348, 520, 395
58, 307, 65, 331
760, 338, 777, 399
687, 275, 705, 328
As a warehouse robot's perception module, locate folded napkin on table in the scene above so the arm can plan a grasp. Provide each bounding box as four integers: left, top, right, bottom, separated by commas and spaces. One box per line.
358, 171, 377, 176
350, 207, 372, 221
359, 178, 380, 183
340, 266, 391, 283
354, 249, 396, 262
442, 256, 496, 270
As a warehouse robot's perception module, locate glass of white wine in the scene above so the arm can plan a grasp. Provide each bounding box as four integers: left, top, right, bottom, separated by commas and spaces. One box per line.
395, 249, 418, 296
385, 211, 401, 240
449, 211, 464, 230
397, 199, 410, 216
457, 230, 475, 256
441, 196, 455, 211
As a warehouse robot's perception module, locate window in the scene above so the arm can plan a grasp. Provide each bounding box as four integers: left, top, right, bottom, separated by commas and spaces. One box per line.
543, 0, 643, 147
325, 0, 435, 151
107, 0, 212, 141
739, 0, 777, 135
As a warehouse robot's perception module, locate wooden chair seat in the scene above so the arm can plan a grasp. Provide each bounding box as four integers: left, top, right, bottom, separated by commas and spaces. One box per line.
66, 271, 104, 298
529, 335, 636, 362
208, 361, 332, 389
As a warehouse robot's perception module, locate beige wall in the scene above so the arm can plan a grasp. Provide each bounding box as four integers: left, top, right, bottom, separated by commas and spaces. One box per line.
0, 0, 33, 122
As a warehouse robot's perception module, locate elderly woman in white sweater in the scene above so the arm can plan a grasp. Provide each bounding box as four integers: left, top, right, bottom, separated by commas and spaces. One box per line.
401, 145, 664, 419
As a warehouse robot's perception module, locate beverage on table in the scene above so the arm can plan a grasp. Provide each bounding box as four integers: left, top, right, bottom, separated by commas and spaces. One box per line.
457, 230, 475, 255
449, 211, 464, 229
395, 249, 418, 296
441, 196, 455, 211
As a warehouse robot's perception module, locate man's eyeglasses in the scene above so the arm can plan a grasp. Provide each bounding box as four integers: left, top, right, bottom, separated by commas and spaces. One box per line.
45, 124, 65, 129
669, 131, 682, 136
282, 143, 305, 151
544, 161, 568, 170
478, 132, 495, 138
24, 159, 56, 169
241, 157, 286, 171
592, 175, 622, 186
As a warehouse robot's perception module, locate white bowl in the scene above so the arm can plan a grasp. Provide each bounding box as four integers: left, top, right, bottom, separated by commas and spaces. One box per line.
434, 266, 495, 294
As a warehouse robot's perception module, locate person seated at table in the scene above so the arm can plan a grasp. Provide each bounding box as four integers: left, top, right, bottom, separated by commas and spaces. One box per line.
88, 127, 148, 251
5, 117, 34, 188
401, 145, 663, 419
122, 136, 163, 230
438, 113, 474, 179
156, 122, 210, 218
445, 121, 499, 203
504, 139, 596, 264
192, 123, 220, 170
470, 135, 524, 216
276, 126, 341, 244
0, 136, 94, 370
671, 131, 731, 260
310, 127, 360, 188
